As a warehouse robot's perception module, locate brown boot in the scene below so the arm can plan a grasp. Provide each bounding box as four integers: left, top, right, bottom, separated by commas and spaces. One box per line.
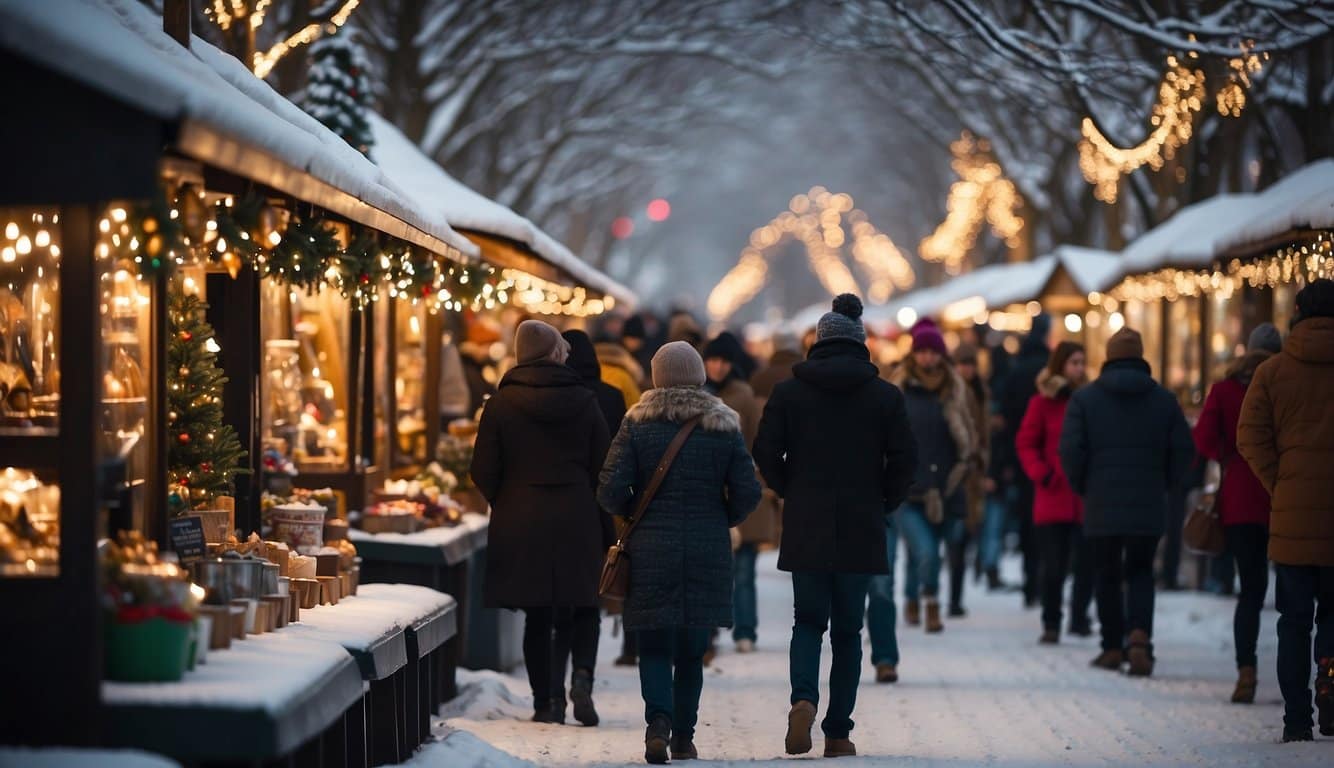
785, 700, 817, 755
824, 738, 857, 758
1231, 666, 1257, 704
925, 599, 944, 633
1090, 649, 1123, 670
1126, 629, 1154, 677
904, 599, 921, 626
875, 663, 898, 683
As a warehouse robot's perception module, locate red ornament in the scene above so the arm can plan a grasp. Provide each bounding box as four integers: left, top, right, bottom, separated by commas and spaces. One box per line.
421, 284, 432, 296
359, 273, 371, 284
200, 462, 213, 473
180, 331, 193, 341
178, 432, 191, 444
178, 477, 189, 487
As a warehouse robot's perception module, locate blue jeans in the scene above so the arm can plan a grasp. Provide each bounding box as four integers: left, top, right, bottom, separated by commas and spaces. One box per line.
866, 514, 900, 666
733, 542, 759, 643
790, 571, 872, 739
979, 495, 1007, 572
638, 627, 712, 739
1274, 564, 1334, 730
899, 503, 962, 598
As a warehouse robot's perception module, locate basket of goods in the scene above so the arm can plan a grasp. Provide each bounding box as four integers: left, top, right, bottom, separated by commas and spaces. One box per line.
101, 532, 201, 682
361, 499, 424, 534
267, 500, 327, 554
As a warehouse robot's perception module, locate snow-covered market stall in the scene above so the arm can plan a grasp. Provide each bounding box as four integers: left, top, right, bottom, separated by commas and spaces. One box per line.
1102, 158, 1333, 407
0, 0, 632, 765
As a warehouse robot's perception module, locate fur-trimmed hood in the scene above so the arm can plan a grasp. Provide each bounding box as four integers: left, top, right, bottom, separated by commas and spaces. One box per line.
625, 386, 742, 433
889, 358, 977, 478
1036, 369, 1082, 399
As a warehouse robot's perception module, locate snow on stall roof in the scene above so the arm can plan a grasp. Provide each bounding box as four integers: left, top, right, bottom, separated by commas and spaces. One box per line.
1108, 160, 1334, 286
1213, 158, 1334, 255
861, 257, 1059, 329
368, 113, 637, 307
0, 0, 477, 258
1053, 245, 1122, 294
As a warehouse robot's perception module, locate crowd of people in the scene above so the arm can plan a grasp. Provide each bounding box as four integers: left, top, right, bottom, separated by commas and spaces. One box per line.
467, 279, 1334, 762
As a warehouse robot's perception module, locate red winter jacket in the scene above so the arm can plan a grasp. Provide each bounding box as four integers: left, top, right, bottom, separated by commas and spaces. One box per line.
1015, 372, 1084, 525
1193, 352, 1272, 528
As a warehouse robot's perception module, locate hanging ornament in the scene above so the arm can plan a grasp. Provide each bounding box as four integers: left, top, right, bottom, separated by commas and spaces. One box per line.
180, 331, 192, 342
178, 432, 191, 444
178, 185, 209, 244
220, 250, 243, 279
200, 462, 213, 473
254, 204, 289, 248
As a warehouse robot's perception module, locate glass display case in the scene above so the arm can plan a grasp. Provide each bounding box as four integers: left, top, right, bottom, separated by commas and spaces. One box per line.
392, 298, 428, 468
0, 207, 62, 576
260, 280, 350, 471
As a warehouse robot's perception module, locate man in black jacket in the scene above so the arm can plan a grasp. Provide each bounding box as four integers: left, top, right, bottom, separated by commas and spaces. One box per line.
1060, 328, 1193, 678
754, 294, 917, 759
1001, 313, 1052, 607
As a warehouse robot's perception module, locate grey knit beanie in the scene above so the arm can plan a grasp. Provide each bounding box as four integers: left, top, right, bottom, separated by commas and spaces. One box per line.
651, 341, 707, 388
1246, 322, 1282, 355
515, 319, 567, 364
816, 294, 867, 343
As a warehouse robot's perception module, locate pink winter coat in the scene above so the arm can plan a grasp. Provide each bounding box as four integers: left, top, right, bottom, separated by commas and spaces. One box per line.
1015, 372, 1084, 526
1193, 352, 1272, 528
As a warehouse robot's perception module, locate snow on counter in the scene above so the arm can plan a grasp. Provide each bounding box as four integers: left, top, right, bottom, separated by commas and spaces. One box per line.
102, 631, 360, 714
350, 513, 489, 565
369, 113, 636, 308
0, 749, 179, 768
0, 0, 477, 259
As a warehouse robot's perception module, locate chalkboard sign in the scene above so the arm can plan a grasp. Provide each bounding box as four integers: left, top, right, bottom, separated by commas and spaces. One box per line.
168, 516, 206, 561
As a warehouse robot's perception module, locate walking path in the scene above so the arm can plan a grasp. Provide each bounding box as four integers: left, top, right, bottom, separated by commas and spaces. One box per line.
410, 552, 1326, 766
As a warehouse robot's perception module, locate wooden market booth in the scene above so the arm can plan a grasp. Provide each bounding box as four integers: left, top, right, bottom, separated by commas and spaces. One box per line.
1101, 159, 1334, 409
0, 1, 479, 763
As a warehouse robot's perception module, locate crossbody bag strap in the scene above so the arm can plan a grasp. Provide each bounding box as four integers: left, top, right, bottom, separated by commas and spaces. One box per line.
616, 415, 702, 547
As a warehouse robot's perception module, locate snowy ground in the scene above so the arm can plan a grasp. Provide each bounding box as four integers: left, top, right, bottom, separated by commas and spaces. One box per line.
412, 552, 1327, 767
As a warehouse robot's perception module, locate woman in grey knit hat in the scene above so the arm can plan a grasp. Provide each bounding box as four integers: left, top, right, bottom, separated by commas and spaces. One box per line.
598, 341, 761, 764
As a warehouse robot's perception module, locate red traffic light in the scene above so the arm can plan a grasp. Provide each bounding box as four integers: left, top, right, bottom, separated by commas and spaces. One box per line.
646, 198, 671, 222
610, 216, 635, 240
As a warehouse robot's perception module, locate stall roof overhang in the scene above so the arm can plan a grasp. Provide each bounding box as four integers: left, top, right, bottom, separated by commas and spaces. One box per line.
0, 0, 478, 261
1110, 158, 1334, 283
367, 113, 637, 309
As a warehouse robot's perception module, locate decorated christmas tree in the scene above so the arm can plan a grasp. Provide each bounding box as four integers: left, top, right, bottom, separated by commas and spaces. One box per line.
166, 281, 248, 507
303, 28, 374, 156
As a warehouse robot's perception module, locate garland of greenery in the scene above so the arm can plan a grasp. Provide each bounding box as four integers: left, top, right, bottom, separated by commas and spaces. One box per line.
114, 188, 509, 310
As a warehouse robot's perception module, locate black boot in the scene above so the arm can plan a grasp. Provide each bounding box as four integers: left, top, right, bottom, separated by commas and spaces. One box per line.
986, 567, 1003, 591
570, 668, 599, 727
645, 714, 671, 764
670, 734, 698, 761
1317, 656, 1334, 736
532, 698, 565, 724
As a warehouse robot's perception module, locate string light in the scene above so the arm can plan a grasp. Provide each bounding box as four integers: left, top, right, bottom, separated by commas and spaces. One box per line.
253, 0, 360, 78
707, 186, 914, 322
920, 133, 1024, 274
1111, 231, 1333, 303
1079, 42, 1265, 203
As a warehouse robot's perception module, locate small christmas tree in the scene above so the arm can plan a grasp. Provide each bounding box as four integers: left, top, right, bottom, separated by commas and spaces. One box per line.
303, 28, 374, 156
166, 281, 248, 507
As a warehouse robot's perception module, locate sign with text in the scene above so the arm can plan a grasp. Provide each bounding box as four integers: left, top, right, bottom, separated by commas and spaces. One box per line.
168, 516, 206, 562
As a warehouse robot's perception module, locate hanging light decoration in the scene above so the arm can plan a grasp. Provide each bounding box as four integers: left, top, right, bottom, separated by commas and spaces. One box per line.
919, 133, 1024, 275
706, 186, 915, 322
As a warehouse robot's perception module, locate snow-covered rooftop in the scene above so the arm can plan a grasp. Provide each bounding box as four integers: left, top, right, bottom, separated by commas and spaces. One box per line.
369, 113, 637, 308
1113, 158, 1334, 282
0, 0, 478, 259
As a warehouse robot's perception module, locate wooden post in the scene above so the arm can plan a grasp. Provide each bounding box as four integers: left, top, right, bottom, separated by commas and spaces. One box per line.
206, 267, 262, 533
163, 0, 191, 48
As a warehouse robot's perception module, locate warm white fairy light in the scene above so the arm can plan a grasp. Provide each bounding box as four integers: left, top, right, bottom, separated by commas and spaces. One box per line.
252, 0, 360, 78
920, 133, 1024, 275
707, 186, 915, 322
1111, 231, 1333, 303
1080, 43, 1265, 204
